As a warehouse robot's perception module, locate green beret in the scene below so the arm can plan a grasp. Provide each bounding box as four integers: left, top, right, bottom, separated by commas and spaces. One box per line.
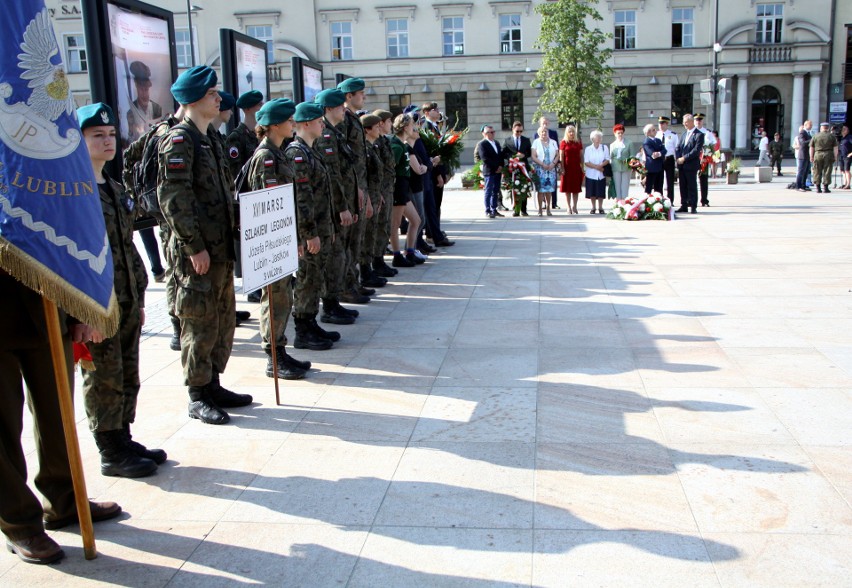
236, 90, 264, 109
372, 109, 392, 121
218, 91, 236, 111
337, 77, 365, 94
360, 114, 381, 128
257, 98, 296, 126
314, 88, 346, 108
293, 102, 323, 123
129, 61, 151, 82
76, 102, 117, 130
171, 65, 217, 105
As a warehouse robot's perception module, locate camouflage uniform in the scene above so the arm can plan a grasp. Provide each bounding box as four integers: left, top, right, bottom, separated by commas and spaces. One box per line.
284, 136, 334, 317
247, 136, 295, 352
315, 119, 354, 298
157, 116, 237, 386
811, 130, 838, 187
341, 109, 368, 289
362, 140, 383, 264
226, 122, 259, 181
375, 134, 396, 256
82, 174, 148, 432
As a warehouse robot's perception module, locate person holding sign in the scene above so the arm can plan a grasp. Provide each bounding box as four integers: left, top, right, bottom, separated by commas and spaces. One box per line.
285, 103, 339, 350
245, 98, 312, 379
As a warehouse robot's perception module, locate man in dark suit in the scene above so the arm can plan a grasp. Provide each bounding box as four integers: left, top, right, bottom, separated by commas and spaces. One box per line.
476, 125, 504, 218
502, 120, 533, 216
675, 113, 704, 214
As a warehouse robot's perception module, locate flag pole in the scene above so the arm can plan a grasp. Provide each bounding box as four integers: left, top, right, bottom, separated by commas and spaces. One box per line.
267, 284, 281, 405
42, 297, 97, 560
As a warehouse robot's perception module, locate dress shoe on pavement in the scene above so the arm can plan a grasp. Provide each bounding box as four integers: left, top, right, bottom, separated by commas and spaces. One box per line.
493, 210, 505, 217
235, 310, 251, 321
392, 252, 415, 267
44, 500, 122, 531
435, 238, 455, 246
6, 533, 64, 565
676, 207, 689, 213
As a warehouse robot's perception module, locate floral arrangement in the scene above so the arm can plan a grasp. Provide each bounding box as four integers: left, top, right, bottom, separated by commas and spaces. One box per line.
462, 160, 484, 189
626, 156, 646, 177
501, 156, 537, 200
420, 123, 469, 174
607, 192, 673, 221
699, 144, 715, 175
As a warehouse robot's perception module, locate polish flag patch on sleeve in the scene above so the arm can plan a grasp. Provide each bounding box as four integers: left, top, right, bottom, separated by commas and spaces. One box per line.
265, 178, 278, 186
293, 156, 304, 163
171, 135, 184, 144
264, 159, 274, 167
167, 157, 186, 169
324, 148, 333, 154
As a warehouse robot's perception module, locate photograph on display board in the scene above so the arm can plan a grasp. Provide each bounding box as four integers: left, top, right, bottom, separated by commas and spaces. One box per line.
301, 63, 322, 103
291, 57, 324, 103
107, 2, 173, 146
235, 38, 268, 111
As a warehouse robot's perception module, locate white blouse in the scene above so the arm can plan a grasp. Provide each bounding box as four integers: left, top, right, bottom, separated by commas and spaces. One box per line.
584, 144, 609, 180
531, 137, 558, 165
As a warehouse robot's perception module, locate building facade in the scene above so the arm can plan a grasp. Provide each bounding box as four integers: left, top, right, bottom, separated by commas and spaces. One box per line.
49, 0, 848, 153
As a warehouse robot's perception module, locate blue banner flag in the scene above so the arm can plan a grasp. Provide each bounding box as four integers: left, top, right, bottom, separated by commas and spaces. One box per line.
0, 1, 117, 334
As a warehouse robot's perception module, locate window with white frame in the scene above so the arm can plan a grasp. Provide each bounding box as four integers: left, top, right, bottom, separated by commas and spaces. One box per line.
672, 8, 693, 48
64, 34, 87, 73
386, 18, 409, 58
614, 10, 636, 50
246, 24, 274, 63
499, 14, 522, 53
442, 16, 464, 56
756, 4, 783, 44
331, 21, 353, 61
175, 28, 196, 68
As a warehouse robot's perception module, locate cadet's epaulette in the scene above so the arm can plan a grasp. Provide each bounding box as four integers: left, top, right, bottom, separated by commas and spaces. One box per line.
171, 135, 184, 144
229, 146, 240, 159
264, 158, 274, 167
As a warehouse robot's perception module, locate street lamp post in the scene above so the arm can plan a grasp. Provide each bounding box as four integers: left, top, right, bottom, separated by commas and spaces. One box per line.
186, 3, 203, 67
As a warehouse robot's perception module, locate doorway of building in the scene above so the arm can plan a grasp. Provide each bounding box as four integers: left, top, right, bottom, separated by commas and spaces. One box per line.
751, 85, 784, 149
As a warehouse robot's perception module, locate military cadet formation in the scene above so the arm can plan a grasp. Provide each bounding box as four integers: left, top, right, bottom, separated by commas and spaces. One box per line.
68, 65, 457, 481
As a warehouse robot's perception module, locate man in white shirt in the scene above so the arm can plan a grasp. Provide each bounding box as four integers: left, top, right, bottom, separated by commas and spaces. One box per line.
694, 113, 713, 206
659, 116, 679, 202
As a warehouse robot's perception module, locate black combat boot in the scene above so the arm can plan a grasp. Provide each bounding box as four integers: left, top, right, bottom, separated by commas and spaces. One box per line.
265, 348, 306, 379
122, 424, 167, 465
340, 286, 370, 304
209, 371, 253, 407
373, 255, 398, 277
188, 384, 230, 425
360, 263, 387, 288
311, 317, 340, 341
824, 184, 831, 193
94, 430, 157, 478
294, 317, 333, 350
169, 317, 181, 351
279, 346, 311, 371
321, 298, 356, 325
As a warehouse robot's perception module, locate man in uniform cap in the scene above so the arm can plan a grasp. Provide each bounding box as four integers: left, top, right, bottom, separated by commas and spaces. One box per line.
810, 122, 838, 193
285, 102, 340, 349
658, 116, 678, 202
313, 89, 365, 323
127, 60, 163, 142
693, 113, 713, 206
336, 77, 375, 303
158, 65, 251, 425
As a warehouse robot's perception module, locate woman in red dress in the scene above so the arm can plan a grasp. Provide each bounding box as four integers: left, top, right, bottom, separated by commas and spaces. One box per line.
559, 125, 584, 214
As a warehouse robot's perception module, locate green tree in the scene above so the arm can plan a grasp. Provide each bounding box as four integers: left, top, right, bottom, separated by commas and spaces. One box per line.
533, 0, 617, 132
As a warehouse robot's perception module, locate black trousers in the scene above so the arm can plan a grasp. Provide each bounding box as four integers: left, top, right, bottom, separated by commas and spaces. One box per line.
678, 166, 699, 210
663, 156, 676, 202
699, 173, 709, 205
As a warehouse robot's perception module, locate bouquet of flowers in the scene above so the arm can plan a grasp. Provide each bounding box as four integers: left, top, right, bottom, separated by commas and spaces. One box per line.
607, 192, 673, 221
501, 156, 536, 200
699, 144, 715, 175
420, 122, 468, 174
462, 160, 485, 189
627, 156, 646, 177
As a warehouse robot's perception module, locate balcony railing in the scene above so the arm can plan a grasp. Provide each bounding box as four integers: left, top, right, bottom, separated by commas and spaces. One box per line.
268, 64, 286, 82
749, 44, 792, 63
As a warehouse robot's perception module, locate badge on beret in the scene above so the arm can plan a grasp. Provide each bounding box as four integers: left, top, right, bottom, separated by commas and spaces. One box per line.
100, 111, 110, 124
229, 147, 239, 159
172, 135, 184, 144
264, 159, 274, 167
168, 157, 186, 170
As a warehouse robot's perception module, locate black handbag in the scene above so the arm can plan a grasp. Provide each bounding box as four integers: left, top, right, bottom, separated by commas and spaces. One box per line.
602, 162, 613, 178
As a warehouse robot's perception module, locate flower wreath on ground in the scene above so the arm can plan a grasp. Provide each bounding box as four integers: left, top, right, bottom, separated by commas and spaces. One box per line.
501, 156, 537, 201
607, 192, 674, 221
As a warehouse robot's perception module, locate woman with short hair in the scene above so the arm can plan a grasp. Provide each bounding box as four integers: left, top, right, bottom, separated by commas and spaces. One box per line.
584, 130, 610, 214
610, 124, 634, 199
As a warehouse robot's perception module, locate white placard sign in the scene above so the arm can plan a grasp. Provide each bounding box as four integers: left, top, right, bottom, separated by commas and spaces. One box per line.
239, 184, 299, 292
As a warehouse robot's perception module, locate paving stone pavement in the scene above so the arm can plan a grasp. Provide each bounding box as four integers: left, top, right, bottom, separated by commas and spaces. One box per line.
6, 165, 852, 586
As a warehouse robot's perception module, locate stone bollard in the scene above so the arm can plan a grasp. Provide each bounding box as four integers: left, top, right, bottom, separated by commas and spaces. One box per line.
754, 166, 773, 183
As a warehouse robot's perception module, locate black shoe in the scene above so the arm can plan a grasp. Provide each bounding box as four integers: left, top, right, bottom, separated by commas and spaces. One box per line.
187, 384, 231, 424
393, 252, 415, 267
373, 256, 398, 276
294, 318, 334, 350
418, 241, 437, 253
358, 285, 376, 296
512, 211, 520, 217
486, 212, 495, 218
312, 318, 340, 341
824, 185, 831, 193
690, 208, 697, 213
265, 351, 306, 380
280, 348, 311, 371
169, 317, 181, 351
434, 239, 455, 247
94, 430, 158, 477
494, 211, 505, 217
123, 424, 167, 465
521, 211, 529, 216
361, 273, 387, 288
676, 207, 689, 213
236, 310, 251, 321
406, 251, 425, 265
321, 308, 356, 325
816, 186, 822, 193
340, 287, 371, 304
247, 290, 261, 303
209, 372, 253, 407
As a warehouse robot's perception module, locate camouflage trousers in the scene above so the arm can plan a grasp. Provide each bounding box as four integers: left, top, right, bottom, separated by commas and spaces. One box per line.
324, 229, 346, 299
293, 236, 331, 318
260, 275, 293, 352
174, 260, 236, 386
345, 214, 365, 288
374, 190, 393, 257
812, 153, 835, 186
361, 190, 384, 264
159, 224, 176, 318
82, 299, 141, 432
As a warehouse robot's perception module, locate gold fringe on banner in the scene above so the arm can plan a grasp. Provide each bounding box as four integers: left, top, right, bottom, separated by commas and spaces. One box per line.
0, 240, 119, 338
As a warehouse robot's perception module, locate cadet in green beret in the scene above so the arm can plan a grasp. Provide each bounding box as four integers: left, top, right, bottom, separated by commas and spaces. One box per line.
359, 113, 389, 288
313, 88, 365, 323
227, 91, 264, 184
370, 109, 398, 278
336, 78, 375, 303
77, 103, 163, 477
245, 99, 313, 377
285, 103, 339, 350
159, 65, 251, 425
